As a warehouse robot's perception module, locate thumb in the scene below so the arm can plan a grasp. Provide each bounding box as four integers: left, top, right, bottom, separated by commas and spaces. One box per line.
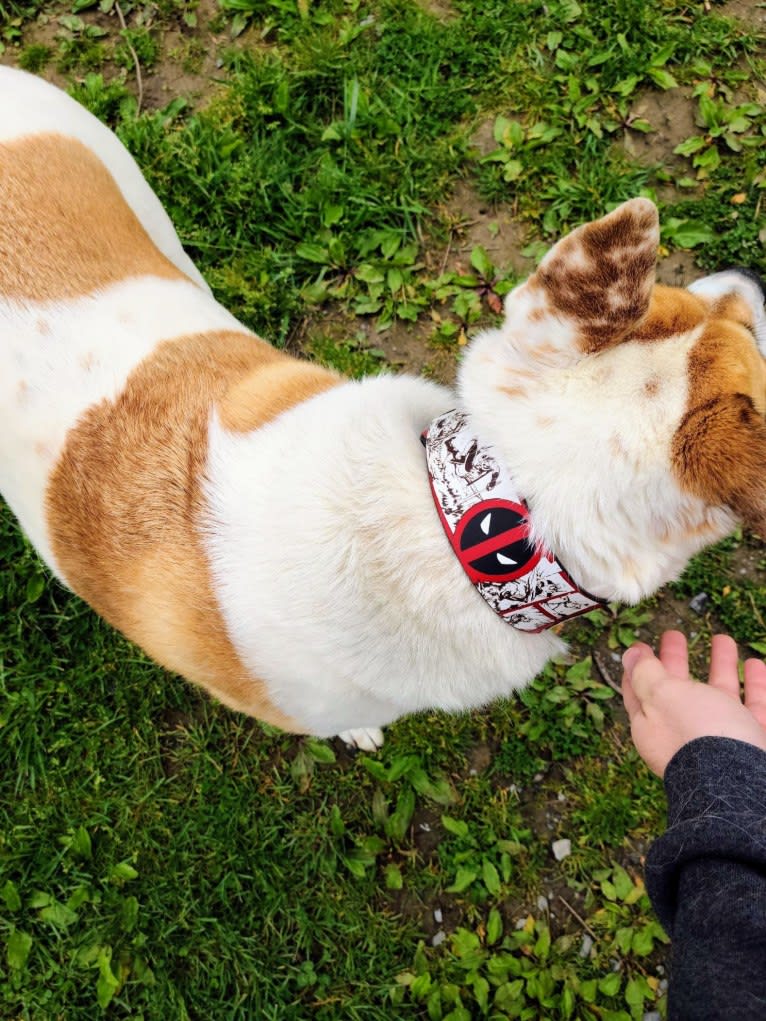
621, 643, 654, 720
622, 642, 654, 683
623, 644, 676, 705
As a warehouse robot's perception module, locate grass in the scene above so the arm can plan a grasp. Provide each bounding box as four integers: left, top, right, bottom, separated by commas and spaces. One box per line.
2, 0, 766, 1017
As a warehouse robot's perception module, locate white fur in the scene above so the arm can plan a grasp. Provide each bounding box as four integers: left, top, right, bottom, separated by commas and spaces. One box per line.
0, 279, 242, 574
460, 290, 738, 604
203, 375, 562, 735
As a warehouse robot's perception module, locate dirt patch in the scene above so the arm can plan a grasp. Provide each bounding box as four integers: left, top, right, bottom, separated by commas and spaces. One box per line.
622, 87, 698, 197
411, 805, 446, 856
134, 0, 231, 111
413, 0, 458, 21
656, 249, 702, 287
444, 180, 536, 280
466, 742, 492, 776
0, 12, 67, 85
294, 307, 459, 384
721, 0, 766, 27
1, 0, 230, 111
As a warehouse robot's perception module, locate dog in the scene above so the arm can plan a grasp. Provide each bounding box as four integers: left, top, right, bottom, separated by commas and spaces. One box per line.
2, 66, 765, 751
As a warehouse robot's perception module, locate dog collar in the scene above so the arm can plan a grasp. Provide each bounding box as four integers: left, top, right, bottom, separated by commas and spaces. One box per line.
422, 409, 604, 633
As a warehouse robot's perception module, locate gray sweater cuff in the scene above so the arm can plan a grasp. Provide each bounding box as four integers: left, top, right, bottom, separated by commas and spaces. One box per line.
646, 736, 766, 934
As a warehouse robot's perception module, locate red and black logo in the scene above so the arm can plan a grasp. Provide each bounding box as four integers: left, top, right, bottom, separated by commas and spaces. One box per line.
452, 499, 541, 584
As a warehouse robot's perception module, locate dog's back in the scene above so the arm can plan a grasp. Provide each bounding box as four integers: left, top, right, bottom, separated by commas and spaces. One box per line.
0, 68, 341, 729
0, 68, 235, 564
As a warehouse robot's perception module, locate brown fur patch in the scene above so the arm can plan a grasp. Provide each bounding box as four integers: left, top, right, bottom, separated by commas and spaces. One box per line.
672, 394, 766, 536
672, 320, 766, 535
46, 331, 340, 730
711, 292, 757, 332
499, 384, 528, 399
0, 134, 187, 299
535, 199, 659, 353
631, 285, 706, 342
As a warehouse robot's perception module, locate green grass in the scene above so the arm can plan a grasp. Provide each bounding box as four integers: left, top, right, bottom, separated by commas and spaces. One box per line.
2, 0, 766, 1017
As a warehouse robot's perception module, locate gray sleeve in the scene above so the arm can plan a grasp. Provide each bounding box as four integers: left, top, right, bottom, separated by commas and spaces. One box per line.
645, 736, 766, 1021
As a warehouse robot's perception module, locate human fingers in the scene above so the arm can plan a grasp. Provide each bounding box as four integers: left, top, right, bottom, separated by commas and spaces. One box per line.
621, 643, 656, 715
622, 644, 670, 704
620, 669, 642, 721
658, 630, 689, 681
744, 657, 766, 729
708, 634, 742, 701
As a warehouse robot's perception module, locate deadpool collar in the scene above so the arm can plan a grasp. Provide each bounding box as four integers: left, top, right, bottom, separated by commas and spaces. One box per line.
422, 409, 604, 633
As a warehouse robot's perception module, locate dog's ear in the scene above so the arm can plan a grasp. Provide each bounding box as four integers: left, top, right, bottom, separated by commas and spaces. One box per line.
673, 393, 766, 538
505, 198, 660, 362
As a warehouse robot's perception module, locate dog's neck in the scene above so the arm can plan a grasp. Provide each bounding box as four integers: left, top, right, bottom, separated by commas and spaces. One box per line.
422, 409, 603, 632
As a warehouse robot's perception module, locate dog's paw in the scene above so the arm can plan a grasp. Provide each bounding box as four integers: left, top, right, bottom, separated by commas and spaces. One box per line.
338, 727, 385, 752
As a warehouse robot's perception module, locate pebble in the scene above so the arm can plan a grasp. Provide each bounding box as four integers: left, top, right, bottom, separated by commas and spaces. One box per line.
536, 895, 548, 913
643, 1013, 661, 1021
552, 838, 572, 861
419, 822, 431, 832
689, 592, 710, 615
579, 934, 593, 958
431, 930, 446, 947
433, 908, 443, 924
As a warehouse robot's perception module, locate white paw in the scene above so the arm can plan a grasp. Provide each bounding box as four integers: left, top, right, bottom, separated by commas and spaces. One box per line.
338, 727, 385, 752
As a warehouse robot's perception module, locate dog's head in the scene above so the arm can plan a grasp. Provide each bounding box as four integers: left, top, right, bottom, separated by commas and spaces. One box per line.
458, 198, 766, 602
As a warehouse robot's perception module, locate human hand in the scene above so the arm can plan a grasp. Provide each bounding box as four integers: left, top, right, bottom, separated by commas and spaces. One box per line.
621, 630, 766, 777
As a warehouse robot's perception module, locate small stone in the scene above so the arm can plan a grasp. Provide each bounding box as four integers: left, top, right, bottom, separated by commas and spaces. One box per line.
689, 592, 709, 615
536, 895, 548, 913
419, 822, 431, 832
557, 792, 566, 802
552, 838, 572, 861
579, 934, 593, 958
642, 1012, 661, 1021
433, 908, 443, 924
431, 929, 446, 947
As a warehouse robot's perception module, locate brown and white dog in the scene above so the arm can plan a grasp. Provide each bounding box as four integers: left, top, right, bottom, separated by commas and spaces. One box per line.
2, 67, 765, 750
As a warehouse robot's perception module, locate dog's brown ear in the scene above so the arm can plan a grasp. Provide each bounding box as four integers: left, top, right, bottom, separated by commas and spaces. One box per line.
673, 393, 766, 538
509, 198, 660, 360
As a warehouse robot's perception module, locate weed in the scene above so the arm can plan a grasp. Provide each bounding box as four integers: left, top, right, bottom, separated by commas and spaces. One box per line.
17, 41, 51, 72
56, 16, 109, 74
307, 333, 388, 377
114, 24, 159, 71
